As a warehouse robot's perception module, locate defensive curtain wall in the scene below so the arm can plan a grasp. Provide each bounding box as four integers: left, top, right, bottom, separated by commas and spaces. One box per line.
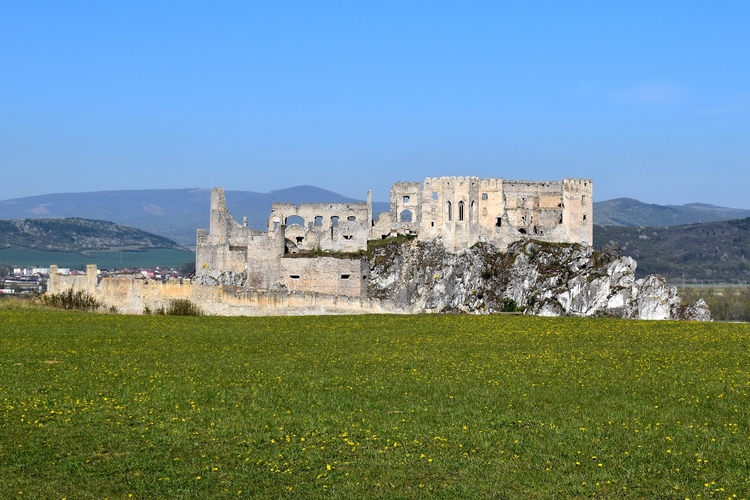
47, 264, 398, 316
47, 176, 592, 315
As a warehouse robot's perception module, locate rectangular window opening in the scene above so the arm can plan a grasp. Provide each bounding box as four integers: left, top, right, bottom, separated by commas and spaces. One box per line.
340, 274, 350, 279
289, 275, 300, 279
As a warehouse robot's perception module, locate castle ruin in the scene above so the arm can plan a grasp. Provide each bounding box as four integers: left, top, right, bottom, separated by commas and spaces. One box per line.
195, 177, 593, 298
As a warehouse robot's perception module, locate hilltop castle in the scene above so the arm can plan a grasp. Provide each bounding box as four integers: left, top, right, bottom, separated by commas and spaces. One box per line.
195, 177, 593, 297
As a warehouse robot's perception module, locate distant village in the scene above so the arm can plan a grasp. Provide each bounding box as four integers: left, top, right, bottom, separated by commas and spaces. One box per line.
1, 265, 194, 295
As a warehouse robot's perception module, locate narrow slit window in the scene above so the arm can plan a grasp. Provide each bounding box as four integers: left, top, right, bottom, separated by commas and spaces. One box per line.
447, 201, 452, 221
458, 201, 464, 221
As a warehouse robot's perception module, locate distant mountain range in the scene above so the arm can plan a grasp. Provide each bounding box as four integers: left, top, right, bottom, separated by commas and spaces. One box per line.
593, 198, 750, 227
0, 187, 390, 246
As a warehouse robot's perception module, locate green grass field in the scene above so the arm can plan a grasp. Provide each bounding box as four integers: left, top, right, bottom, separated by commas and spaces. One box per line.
1, 311, 749, 498
0, 247, 195, 270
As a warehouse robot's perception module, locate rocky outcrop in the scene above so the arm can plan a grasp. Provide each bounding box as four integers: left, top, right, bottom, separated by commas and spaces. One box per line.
368, 238, 710, 321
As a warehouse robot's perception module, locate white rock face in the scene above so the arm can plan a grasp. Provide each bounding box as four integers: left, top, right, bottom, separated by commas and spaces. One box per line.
368, 238, 710, 321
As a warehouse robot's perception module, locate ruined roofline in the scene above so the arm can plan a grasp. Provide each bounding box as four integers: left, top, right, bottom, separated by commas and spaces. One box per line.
418, 176, 592, 187
270, 201, 369, 210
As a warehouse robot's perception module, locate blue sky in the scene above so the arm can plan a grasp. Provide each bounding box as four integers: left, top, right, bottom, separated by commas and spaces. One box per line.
1, 1, 748, 206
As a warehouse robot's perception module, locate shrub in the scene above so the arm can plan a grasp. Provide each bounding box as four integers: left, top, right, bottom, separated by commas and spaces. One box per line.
501, 298, 520, 312
154, 299, 202, 316
40, 289, 101, 311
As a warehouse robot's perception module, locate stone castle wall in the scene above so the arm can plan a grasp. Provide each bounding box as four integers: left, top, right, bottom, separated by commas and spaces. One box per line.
47, 264, 407, 316
372, 176, 593, 252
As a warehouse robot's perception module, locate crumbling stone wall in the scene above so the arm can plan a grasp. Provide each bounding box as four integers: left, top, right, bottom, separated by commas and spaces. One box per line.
281, 257, 367, 296
48, 264, 400, 315
268, 198, 370, 253
196, 188, 285, 289
379, 176, 593, 252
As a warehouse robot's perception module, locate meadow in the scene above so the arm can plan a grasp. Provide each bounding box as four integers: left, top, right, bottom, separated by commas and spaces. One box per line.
1, 311, 749, 499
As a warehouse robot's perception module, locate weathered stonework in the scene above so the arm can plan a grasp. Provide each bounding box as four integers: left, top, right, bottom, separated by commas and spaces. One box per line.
372, 177, 593, 252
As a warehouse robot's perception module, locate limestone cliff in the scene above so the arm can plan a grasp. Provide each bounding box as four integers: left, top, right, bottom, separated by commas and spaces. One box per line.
368, 238, 710, 321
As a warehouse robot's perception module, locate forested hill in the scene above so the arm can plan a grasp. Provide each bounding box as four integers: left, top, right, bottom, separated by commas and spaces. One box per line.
594, 217, 750, 283
594, 198, 750, 227
0, 218, 183, 254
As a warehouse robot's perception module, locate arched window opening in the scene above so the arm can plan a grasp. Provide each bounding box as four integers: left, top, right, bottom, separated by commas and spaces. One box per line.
347, 216, 356, 221
273, 221, 279, 230
285, 215, 305, 227
470, 201, 476, 222
403, 195, 410, 203
331, 216, 339, 227
519, 228, 527, 234
447, 201, 452, 222
458, 201, 465, 221
400, 209, 413, 222
314, 216, 323, 227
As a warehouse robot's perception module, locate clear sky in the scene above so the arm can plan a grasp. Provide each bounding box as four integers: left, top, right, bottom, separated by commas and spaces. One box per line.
1, 1, 748, 206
